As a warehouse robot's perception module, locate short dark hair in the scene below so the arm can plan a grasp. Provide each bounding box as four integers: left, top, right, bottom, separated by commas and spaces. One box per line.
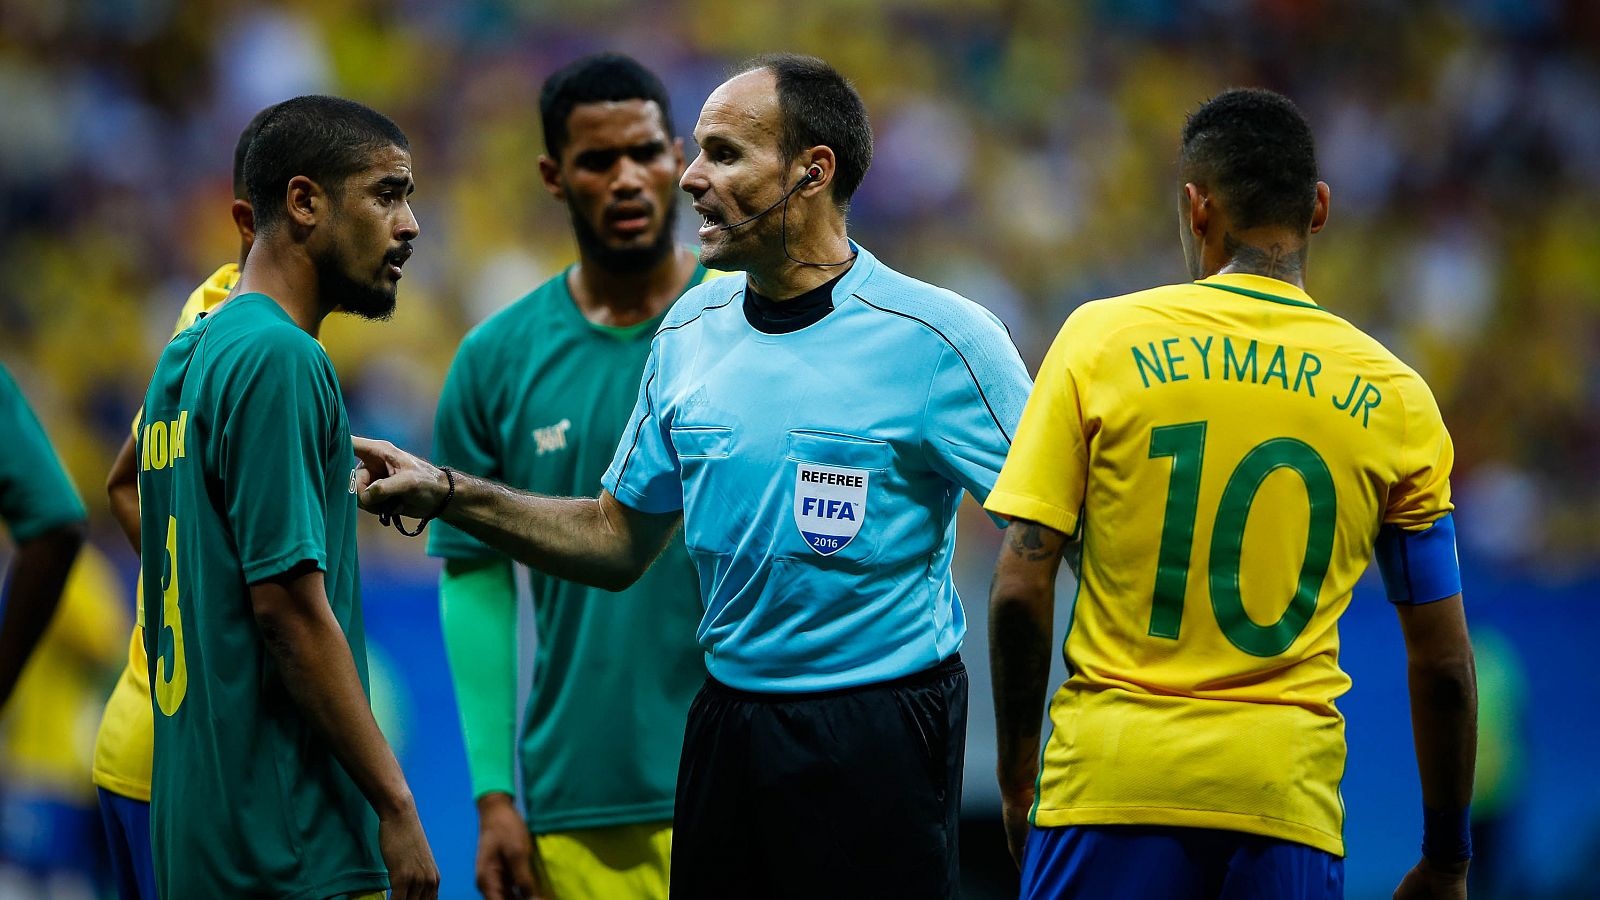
1180, 88, 1319, 232
540, 53, 674, 157
244, 95, 409, 232
741, 53, 873, 207
232, 103, 279, 201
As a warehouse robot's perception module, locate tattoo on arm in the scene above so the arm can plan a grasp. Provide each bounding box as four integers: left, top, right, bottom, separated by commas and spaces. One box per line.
1006, 522, 1061, 563
990, 517, 1070, 794
1223, 231, 1306, 280
989, 599, 1052, 744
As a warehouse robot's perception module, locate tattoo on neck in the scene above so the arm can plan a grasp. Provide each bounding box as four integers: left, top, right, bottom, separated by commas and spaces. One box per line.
1222, 232, 1306, 281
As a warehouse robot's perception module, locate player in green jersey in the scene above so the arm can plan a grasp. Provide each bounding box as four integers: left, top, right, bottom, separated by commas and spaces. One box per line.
0, 362, 86, 711
429, 54, 708, 900
136, 95, 438, 900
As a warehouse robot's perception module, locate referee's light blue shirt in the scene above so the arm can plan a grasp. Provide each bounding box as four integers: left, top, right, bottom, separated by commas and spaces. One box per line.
601, 244, 1032, 692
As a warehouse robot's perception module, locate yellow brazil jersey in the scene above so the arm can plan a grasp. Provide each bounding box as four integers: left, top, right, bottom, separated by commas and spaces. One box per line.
985, 273, 1454, 857
92, 262, 238, 801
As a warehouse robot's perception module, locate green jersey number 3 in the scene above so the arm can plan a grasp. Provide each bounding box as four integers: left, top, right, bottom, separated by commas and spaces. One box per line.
156, 515, 188, 715
1147, 422, 1337, 657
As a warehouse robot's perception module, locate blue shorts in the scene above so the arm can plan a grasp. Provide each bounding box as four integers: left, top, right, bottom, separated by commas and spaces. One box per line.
98, 788, 157, 900
1020, 825, 1344, 900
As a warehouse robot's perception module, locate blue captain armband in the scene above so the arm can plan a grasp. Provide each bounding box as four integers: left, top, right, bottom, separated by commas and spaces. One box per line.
1374, 513, 1462, 605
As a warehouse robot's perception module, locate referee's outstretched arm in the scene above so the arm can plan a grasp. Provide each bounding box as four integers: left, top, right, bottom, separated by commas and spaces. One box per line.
353, 437, 681, 592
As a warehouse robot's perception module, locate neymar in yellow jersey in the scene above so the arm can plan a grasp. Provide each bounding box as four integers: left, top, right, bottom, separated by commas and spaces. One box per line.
986, 89, 1476, 900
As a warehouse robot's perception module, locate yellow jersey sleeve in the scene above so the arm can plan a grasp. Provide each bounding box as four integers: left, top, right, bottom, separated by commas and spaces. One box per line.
95, 261, 239, 801
174, 261, 239, 334
126, 262, 238, 441
984, 315, 1091, 537
171, 291, 207, 336
1384, 374, 1455, 531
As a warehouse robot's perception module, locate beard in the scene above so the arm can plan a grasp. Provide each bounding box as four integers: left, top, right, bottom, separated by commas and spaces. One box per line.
318, 250, 398, 321
569, 193, 678, 276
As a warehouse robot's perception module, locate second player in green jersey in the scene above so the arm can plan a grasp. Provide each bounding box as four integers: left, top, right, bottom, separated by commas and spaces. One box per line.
429, 54, 708, 900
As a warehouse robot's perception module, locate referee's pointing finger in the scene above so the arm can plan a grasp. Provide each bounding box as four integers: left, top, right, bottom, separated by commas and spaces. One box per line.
352, 435, 401, 475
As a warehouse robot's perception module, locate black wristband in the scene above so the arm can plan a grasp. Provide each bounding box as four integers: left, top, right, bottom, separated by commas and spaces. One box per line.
1421, 804, 1472, 863
431, 466, 456, 520
380, 466, 455, 538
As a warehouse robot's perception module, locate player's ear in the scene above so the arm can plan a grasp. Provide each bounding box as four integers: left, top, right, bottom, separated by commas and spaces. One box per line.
1183, 183, 1209, 239
286, 175, 321, 229
231, 200, 256, 248
1309, 181, 1330, 234
672, 136, 686, 174
538, 156, 563, 200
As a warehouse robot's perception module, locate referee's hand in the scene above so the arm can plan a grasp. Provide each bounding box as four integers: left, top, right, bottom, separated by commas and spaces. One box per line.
352, 437, 449, 520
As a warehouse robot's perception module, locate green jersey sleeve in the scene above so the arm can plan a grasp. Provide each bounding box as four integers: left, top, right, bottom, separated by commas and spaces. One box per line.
439, 558, 519, 799
214, 329, 342, 583
0, 363, 86, 542
428, 332, 505, 561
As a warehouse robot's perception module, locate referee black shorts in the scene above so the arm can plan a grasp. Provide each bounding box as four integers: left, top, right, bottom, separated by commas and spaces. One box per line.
671, 654, 967, 899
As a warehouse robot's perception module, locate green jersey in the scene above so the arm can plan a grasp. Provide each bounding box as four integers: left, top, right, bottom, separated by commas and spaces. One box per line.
429, 265, 711, 833
0, 362, 85, 542
138, 293, 384, 899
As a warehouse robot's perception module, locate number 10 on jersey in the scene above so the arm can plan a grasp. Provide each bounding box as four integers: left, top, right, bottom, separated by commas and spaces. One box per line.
1147, 422, 1337, 657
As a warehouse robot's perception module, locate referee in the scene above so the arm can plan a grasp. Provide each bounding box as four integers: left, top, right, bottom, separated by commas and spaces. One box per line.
357, 54, 1032, 898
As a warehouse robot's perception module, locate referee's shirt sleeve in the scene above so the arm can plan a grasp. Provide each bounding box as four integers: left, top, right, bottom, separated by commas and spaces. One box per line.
985, 316, 1090, 538
922, 312, 1032, 516
601, 345, 683, 513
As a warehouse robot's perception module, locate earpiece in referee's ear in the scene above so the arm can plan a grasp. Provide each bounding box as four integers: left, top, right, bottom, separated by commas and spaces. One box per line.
805, 164, 823, 182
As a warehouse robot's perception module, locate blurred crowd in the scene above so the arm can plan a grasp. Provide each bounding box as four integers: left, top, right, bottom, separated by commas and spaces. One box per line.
1, 0, 1597, 573
1, 2, 1596, 895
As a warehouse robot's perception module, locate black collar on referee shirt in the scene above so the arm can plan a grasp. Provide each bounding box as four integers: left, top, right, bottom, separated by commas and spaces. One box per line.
743, 271, 847, 334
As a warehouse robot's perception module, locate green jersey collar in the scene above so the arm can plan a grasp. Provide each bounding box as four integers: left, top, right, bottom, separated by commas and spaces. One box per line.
559, 258, 709, 341
1196, 273, 1321, 310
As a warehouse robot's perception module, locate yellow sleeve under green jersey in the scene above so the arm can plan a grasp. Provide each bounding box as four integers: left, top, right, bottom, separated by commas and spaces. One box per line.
986, 272, 1457, 857
94, 262, 239, 802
